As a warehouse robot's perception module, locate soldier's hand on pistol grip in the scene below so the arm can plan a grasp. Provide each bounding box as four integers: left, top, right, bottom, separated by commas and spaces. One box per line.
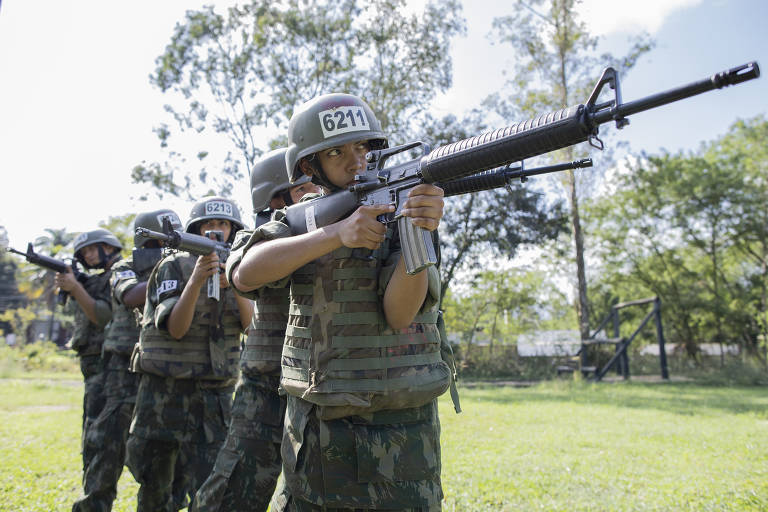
54, 266, 78, 292
336, 204, 394, 251
190, 252, 220, 287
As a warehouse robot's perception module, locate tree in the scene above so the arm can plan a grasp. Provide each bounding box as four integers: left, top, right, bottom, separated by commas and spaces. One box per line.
487, 0, 653, 341
588, 118, 768, 361
0, 227, 28, 336
134, 0, 465, 199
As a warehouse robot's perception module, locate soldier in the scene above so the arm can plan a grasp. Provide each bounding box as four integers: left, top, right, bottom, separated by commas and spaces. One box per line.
72, 210, 184, 512
192, 149, 319, 512
227, 94, 449, 510
56, 229, 123, 505
125, 197, 253, 512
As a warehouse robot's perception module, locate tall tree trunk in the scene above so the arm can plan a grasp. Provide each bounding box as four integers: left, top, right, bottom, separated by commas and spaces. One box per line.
568, 168, 590, 341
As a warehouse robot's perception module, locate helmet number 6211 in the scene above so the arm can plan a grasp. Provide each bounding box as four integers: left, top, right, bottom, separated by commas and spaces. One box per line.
319, 107, 369, 138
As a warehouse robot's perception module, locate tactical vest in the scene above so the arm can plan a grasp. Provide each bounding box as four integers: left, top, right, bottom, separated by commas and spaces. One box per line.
241, 286, 289, 377
279, 242, 451, 419
68, 271, 113, 356
103, 259, 148, 356
134, 256, 242, 380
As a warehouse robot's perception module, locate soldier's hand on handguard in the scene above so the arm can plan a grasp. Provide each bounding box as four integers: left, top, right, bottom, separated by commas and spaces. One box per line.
190, 253, 220, 287
54, 266, 77, 292
401, 184, 444, 231
336, 204, 394, 251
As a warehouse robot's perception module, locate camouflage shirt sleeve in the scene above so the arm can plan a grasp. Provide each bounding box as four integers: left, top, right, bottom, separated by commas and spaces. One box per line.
149, 256, 185, 330
225, 212, 294, 300
91, 271, 114, 328
110, 259, 140, 306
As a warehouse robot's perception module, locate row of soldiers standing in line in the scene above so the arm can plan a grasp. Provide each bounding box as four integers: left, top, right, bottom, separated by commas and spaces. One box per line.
58, 92, 455, 512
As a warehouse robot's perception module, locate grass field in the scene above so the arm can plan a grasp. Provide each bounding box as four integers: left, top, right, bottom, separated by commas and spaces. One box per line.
1, 373, 766, 511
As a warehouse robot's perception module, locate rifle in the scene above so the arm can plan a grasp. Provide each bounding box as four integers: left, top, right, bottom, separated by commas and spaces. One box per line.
135, 217, 230, 301
437, 158, 592, 197
6, 243, 87, 305
283, 61, 760, 274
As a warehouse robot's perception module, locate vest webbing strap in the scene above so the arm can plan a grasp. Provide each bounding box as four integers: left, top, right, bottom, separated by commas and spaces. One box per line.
333, 267, 377, 280
323, 373, 446, 392
333, 312, 383, 326
288, 303, 313, 317
143, 352, 212, 363
244, 336, 284, 346
332, 290, 379, 303
332, 330, 439, 348
251, 321, 289, 330
143, 340, 209, 350
242, 351, 281, 361
291, 284, 313, 296
254, 304, 288, 314
333, 247, 354, 259
327, 351, 441, 371
282, 344, 310, 361
286, 324, 312, 339
281, 365, 309, 381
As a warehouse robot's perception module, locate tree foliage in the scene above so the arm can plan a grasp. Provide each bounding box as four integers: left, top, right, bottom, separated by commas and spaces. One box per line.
588, 116, 768, 360
486, 0, 653, 340
134, 0, 466, 199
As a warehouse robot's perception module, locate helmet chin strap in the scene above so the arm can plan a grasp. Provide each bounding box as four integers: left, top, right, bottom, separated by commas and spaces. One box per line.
307, 159, 343, 193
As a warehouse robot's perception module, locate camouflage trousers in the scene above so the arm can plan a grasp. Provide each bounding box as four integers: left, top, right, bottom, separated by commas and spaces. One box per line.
191, 373, 285, 512
279, 396, 443, 510
73, 353, 137, 512
125, 374, 234, 512
270, 477, 442, 512
79, 354, 105, 476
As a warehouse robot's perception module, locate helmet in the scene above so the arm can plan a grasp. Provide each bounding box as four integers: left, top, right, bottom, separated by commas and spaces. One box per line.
73, 229, 123, 269
285, 93, 388, 185
185, 196, 245, 241
251, 148, 311, 213
133, 209, 183, 248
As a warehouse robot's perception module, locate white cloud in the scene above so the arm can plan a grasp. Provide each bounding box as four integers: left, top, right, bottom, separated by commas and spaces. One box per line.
577, 0, 704, 36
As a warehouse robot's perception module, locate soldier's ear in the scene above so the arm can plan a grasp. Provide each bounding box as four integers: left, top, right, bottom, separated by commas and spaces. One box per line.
299, 158, 315, 177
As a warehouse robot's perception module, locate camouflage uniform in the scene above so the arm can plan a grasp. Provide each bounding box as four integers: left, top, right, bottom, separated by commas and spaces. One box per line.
67, 270, 113, 489
227, 210, 448, 511
192, 210, 287, 512
125, 252, 243, 512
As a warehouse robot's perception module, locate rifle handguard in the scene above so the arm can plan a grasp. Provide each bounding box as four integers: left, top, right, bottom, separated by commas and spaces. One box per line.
398, 216, 437, 275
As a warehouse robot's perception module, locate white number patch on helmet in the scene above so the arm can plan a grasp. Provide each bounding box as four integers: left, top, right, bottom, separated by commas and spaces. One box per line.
204, 201, 233, 217
74, 233, 88, 246
319, 107, 369, 138
157, 213, 182, 229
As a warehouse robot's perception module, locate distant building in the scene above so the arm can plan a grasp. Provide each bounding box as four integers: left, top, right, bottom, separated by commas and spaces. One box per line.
516, 330, 581, 357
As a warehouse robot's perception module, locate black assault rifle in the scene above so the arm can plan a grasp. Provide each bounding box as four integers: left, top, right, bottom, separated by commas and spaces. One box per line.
283, 61, 760, 274
135, 217, 230, 301
7, 243, 87, 305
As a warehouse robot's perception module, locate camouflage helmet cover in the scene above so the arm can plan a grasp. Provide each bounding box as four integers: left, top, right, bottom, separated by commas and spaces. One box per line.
285, 93, 388, 184
250, 147, 311, 213
72, 228, 123, 268
185, 196, 246, 239
132, 209, 182, 248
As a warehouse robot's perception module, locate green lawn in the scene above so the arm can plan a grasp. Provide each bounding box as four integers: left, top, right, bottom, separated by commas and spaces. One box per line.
1, 375, 766, 511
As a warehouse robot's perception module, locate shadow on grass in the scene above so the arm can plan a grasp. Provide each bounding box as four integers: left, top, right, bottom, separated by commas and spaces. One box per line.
458, 379, 768, 418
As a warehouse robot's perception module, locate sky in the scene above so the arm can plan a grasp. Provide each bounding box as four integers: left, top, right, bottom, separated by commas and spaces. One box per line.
0, 0, 766, 250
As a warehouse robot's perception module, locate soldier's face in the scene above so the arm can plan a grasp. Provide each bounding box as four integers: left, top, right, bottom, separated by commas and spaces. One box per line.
316, 140, 371, 188
79, 244, 101, 266
198, 219, 232, 241
289, 182, 320, 203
